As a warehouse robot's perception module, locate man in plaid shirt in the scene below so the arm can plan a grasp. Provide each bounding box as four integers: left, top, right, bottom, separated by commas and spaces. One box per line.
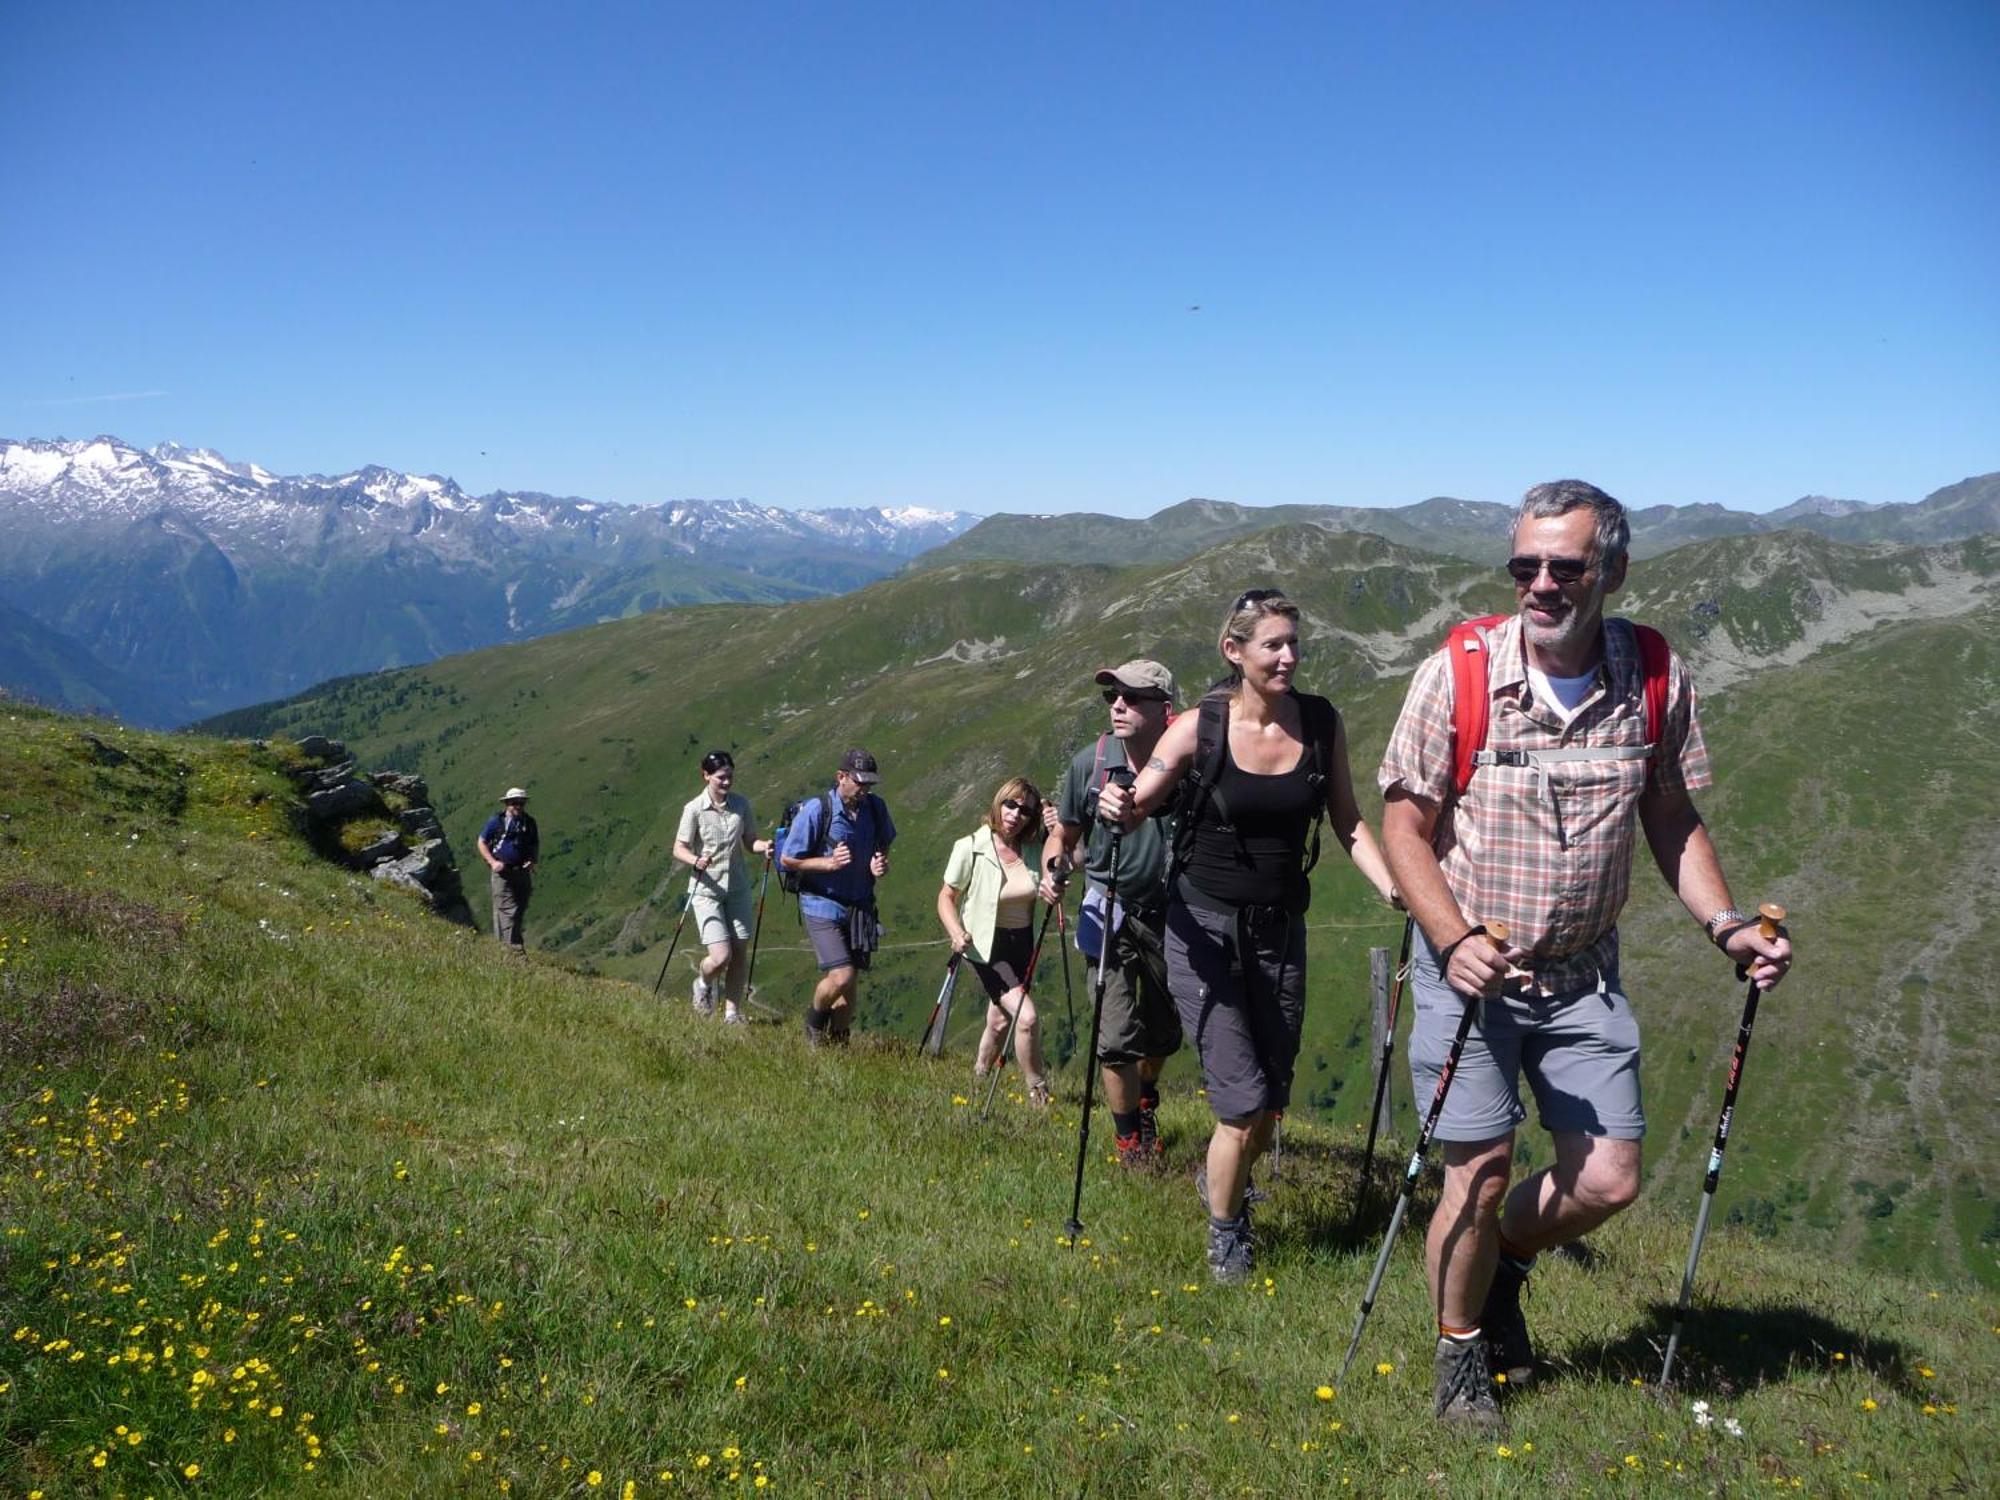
1379, 479, 1793, 1431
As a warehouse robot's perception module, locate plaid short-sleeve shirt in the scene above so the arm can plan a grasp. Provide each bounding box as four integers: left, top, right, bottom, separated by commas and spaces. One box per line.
1378, 613, 1711, 990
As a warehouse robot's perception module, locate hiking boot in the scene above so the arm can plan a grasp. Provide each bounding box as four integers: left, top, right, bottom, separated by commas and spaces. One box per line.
1114, 1131, 1147, 1169
828, 1028, 851, 1047
1026, 1078, 1051, 1109
1433, 1336, 1505, 1433
1137, 1097, 1163, 1160
1481, 1258, 1536, 1386
1206, 1215, 1255, 1286
722, 1009, 750, 1028
692, 976, 716, 1017
803, 1010, 827, 1047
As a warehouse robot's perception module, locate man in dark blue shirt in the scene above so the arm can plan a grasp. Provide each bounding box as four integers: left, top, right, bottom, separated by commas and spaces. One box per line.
478, 786, 540, 950
780, 749, 896, 1045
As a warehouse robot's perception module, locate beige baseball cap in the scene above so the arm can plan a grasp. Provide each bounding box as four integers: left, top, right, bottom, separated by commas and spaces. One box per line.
1093, 659, 1175, 702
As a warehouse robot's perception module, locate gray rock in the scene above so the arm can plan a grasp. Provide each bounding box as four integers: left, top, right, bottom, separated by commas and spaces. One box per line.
354, 829, 406, 864
397, 806, 444, 839
372, 772, 431, 805
295, 735, 347, 762
305, 779, 385, 823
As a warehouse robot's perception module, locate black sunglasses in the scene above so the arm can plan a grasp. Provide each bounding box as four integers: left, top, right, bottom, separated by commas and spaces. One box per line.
1000, 797, 1040, 815
1232, 587, 1284, 611
1505, 555, 1594, 585
1102, 688, 1165, 706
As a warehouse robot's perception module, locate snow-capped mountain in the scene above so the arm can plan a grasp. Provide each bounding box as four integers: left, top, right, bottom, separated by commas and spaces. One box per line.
0, 436, 979, 725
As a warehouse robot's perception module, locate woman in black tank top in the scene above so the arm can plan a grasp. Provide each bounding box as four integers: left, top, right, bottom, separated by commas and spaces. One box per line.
1099, 589, 1398, 1283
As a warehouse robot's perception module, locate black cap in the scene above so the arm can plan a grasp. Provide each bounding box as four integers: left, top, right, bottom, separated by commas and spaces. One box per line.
838, 748, 881, 784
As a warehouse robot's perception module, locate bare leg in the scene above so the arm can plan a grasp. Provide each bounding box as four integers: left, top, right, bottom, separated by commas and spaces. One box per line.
1497, 1134, 1642, 1255
974, 1002, 1007, 1074
813, 965, 856, 1016
721, 940, 750, 1012
1426, 1134, 1514, 1328
699, 939, 731, 986
1204, 1111, 1277, 1220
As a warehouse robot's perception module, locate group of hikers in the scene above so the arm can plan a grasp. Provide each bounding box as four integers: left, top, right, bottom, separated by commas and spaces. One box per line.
491, 479, 1796, 1431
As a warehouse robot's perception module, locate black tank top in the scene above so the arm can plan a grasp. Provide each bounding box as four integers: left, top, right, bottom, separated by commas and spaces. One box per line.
1182, 731, 1321, 908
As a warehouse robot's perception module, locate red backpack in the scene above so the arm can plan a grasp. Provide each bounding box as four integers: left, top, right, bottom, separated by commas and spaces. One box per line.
1444, 615, 1671, 796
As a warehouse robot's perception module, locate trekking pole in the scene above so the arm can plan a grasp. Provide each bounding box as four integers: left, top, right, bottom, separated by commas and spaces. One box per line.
920, 953, 964, 1058
1350, 915, 1417, 1229
981, 897, 1061, 1121
1269, 1111, 1286, 1185
742, 836, 777, 999
1064, 766, 1134, 1247
1055, 886, 1076, 1062
649, 896, 693, 999
1659, 903, 1787, 1388
1337, 921, 1506, 1387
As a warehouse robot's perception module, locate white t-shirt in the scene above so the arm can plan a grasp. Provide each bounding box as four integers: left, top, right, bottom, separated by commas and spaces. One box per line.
1527, 664, 1598, 725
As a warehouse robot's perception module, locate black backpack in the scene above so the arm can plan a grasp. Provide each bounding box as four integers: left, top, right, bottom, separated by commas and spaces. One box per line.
1167, 689, 1339, 890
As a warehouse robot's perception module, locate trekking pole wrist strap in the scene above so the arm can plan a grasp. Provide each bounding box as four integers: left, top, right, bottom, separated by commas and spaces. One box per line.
1435, 924, 1488, 971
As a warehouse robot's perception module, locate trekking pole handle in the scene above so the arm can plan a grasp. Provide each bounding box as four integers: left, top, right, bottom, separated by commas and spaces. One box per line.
1732, 902, 1787, 984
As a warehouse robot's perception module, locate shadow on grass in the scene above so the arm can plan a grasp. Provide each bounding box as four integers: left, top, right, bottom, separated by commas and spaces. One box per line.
1552, 1301, 1923, 1400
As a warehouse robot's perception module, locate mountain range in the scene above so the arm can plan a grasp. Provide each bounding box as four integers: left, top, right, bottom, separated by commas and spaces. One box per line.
216, 521, 2000, 1286
916, 474, 2000, 570
0, 436, 979, 726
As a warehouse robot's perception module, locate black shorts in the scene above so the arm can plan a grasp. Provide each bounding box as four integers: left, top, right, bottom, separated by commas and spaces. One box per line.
971, 924, 1035, 1002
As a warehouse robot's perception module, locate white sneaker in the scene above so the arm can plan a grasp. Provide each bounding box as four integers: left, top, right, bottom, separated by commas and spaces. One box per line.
692, 977, 716, 1016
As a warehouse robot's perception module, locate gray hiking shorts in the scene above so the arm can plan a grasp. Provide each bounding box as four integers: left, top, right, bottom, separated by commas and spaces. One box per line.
1407, 930, 1645, 1143
805, 913, 873, 973
1165, 897, 1306, 1121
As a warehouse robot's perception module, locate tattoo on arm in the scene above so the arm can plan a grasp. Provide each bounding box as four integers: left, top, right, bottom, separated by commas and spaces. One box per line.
1146, 756, 1167, 772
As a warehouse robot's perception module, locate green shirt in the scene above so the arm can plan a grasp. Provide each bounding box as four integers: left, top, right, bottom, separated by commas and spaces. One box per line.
1054, 735, 1171, 909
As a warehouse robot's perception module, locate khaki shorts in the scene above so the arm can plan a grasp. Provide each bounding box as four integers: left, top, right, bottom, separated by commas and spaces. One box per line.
691, 887, 754, 947
1086, 907, 1182, 1067
1406, 930, 1645, 1142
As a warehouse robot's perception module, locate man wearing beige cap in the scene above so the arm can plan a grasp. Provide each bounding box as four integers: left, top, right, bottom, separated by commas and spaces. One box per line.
1041, 661, 1184, 1166
478, 787, 539, 951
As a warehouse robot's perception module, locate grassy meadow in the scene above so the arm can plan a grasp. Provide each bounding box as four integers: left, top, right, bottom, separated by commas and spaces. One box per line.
2, 703, 1995, 1496
208, 527, 2000, 1291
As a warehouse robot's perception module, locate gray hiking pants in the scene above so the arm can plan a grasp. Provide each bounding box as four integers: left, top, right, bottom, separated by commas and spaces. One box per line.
490, 869, 532, 949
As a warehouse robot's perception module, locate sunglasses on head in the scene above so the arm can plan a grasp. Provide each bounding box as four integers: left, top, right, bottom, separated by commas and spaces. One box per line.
1232, 587, 1284, 611
1102, 687, 1164, 706
1000, 797, 1040, 815
1505, 555, 1595, 585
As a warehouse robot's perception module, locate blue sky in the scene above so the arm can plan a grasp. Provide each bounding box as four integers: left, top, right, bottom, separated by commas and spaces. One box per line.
3, 1, 1993, 517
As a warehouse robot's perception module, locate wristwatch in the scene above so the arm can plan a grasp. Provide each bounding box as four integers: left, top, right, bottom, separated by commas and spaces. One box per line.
1703, 907, 1749, 945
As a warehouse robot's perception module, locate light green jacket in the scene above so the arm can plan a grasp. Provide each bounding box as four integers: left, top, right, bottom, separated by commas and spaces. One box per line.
941, 824, 1043, 964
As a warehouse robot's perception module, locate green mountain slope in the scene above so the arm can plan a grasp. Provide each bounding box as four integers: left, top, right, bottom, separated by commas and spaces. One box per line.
0, 704, 1992, 1495
212, 527, 2000, 1285
912, 476, 2000, 573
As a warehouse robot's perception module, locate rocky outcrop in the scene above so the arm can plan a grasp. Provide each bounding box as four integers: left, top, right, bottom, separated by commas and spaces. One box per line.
282, 737, 473, 926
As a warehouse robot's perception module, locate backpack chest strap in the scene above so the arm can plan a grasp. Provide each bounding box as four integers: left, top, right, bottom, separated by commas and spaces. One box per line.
1474, 744, 1653, 771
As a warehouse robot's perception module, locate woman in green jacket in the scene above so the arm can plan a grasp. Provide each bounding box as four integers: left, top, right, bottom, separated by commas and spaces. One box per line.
937, 776, 1049, 1105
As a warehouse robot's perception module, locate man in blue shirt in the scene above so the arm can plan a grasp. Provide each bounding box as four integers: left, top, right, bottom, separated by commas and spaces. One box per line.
477, 786, 539, 951
781, 748, 896, 1045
